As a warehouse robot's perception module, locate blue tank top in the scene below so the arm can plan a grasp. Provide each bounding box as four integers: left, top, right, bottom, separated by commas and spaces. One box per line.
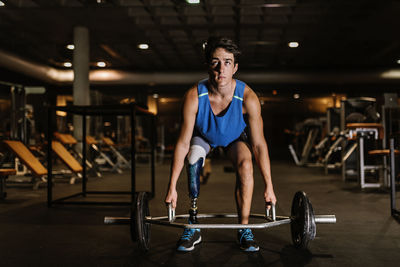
195, 79, 247, 148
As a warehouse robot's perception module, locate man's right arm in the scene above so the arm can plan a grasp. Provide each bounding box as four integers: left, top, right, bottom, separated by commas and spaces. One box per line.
165, 86, 198, 209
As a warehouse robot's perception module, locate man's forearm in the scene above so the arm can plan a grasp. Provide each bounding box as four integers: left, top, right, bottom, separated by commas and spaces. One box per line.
253, 144, 273, 187
168, 143, 189, 189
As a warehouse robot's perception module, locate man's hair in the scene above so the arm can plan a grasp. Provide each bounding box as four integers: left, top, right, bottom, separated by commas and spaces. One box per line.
203, 36, 241, 65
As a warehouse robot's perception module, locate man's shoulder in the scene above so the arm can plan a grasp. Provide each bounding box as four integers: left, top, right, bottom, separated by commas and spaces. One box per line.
243, 84, 257, 101
184, 85, 199, 102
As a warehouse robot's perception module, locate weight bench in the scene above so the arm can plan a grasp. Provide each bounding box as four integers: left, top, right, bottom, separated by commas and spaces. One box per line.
102, 137, 130, 171
86, 136, 121, 173
51, 141, 83, 184
0, 168, 16, 199
54, 132, 101, 177
3, 140, 48, 190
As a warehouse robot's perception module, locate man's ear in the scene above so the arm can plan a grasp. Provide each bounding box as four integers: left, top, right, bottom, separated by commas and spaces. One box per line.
233, 63, 238, 75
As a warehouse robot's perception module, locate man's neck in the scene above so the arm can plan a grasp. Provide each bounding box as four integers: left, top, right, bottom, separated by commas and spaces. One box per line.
208, 79, 235, 98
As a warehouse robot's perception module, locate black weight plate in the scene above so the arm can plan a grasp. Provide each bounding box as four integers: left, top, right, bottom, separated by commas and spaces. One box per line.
290, 191, 316, 249
130, 193, 138, 242
135, 191, 151, 252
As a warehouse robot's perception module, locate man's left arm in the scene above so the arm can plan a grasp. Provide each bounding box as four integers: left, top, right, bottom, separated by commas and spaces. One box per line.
243, 86, 277, 206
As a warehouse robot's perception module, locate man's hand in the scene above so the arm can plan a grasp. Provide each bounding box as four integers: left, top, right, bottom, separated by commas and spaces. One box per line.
165, 188, 178, 209
264, 186, 277, 210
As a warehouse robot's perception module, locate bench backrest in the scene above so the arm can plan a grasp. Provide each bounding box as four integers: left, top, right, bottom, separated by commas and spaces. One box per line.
3, 140, 47, 177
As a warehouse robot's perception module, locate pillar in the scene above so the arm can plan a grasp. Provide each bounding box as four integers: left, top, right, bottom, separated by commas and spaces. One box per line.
72, 26, 90, 140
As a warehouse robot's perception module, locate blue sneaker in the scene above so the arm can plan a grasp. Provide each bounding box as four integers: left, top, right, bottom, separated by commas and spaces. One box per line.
176, 228, 201, 252
238, 229, 259, 252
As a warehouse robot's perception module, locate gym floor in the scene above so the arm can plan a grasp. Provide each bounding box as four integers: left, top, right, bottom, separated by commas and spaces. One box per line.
0, 159, 399, 267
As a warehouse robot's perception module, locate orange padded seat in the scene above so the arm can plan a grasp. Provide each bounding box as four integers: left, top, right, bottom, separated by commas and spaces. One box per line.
86, 136, 97, 145
346, 123, 384, 140
54, 132, 78, 145
368, 149, 400, 156
3, 140, 47, 177
0, 169, 16, 176
51, 141, 83, 173
102, 137, 115, 146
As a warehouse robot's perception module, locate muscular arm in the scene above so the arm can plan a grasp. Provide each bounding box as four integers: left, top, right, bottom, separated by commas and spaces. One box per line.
243, 86, 277, 204
165, 86, 198, 208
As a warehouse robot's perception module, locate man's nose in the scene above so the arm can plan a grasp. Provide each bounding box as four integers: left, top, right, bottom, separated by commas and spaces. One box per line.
216, 62, 223, 72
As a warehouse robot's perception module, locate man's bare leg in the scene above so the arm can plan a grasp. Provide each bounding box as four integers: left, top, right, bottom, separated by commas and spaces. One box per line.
227, 141, 254, 224
227, 141, 259, 252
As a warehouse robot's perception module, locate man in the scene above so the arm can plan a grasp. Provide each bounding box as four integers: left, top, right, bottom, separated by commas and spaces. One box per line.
165, 36, 276, 252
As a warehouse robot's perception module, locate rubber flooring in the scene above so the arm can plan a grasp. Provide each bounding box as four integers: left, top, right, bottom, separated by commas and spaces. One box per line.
0, 159, 399, 267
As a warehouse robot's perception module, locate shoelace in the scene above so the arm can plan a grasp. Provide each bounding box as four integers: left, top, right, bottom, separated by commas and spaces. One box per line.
181, 228, 195, 241
240, 229, 254, 242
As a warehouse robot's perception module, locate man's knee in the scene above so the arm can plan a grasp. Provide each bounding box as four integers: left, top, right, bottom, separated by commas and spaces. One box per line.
236, 159, 253, 182
237, 159, 253, 176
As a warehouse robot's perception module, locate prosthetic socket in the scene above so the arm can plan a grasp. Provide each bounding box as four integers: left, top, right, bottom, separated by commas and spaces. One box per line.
186, 157, 203, 224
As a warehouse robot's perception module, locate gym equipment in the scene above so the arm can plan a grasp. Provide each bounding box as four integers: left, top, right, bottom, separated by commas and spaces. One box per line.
54, 132, 101, 178
340, 97, 381, 182
4, 140, 48, 189
104, 191, 336, 252
47, 104, 156, 207
101, 137, 131, 170
388, 138, 400, 220
0, 168, 16, 199
51, 141, 83, 184
346, 123, 385, 189
3, 140, 82, 187
287, 118, 324, 167
86, 136, 122, 173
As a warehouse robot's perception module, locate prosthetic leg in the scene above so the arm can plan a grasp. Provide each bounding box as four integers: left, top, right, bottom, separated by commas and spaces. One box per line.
176, 140, 208, 252
186, 157, 203, 224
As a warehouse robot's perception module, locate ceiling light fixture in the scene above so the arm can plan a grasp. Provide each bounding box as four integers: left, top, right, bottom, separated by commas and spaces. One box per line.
0, 1, 5, 7
63, 62, 72, 68
138, 44, 149, 50
153, 94, 159, 99
186, 0, 200, 4
397, 59, 400, 64
66, 44, 75, 50
293, 93, 300, 99
97, 61, 106, 67
263, 4, 284, 7
288, 42, 299, 48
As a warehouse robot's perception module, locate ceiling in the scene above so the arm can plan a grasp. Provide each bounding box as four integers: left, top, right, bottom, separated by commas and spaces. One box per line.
1, 0, 400, 77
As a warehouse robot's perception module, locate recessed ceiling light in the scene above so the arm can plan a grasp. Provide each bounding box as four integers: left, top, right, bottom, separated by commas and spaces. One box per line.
293, 93, 300, 99
138, 44, 149, 50
288, 42, 299, 48
63, 62, 72, 67
153, 94, 159, 99
0, 1, 5, 7
263, 4, 284, 7
397, 59, 400, 64
186, 0, 200, 4
97, 61, 106, 67
66, 44, 75, 50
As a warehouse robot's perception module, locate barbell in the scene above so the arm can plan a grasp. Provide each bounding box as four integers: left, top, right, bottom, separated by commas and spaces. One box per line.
104, 191, 336, 252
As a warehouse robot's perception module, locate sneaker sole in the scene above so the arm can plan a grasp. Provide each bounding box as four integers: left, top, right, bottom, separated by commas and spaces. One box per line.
177, 236, 202, 252
240, 245, 259, 252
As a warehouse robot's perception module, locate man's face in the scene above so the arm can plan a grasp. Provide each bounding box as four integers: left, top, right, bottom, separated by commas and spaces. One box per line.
208, 47, 238, 87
